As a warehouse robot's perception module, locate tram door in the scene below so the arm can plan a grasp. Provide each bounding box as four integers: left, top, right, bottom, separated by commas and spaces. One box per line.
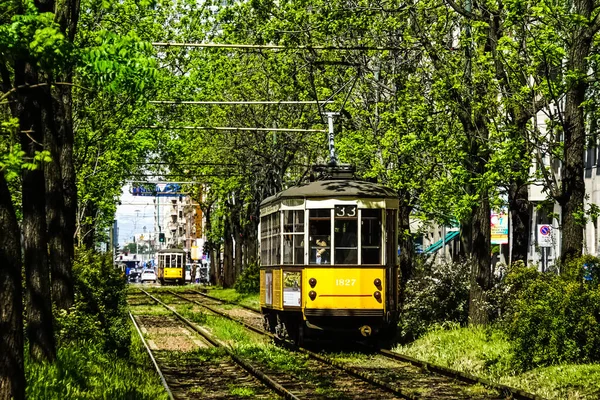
385, 209, 398, 314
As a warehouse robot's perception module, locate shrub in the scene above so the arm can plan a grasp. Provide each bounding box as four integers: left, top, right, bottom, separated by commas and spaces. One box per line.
399, 256, 470, 341
54, 248, 130, 355
502, 260, 600, 370
234, 262, 260, 294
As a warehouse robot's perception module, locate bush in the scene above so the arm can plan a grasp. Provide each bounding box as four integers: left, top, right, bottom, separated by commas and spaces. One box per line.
399, 257, 470, 341
234, 262, 260, 294
502, 260, 600, 370
54, 248, 130, 355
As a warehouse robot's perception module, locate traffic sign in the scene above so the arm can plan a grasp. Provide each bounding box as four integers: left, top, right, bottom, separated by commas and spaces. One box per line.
537, 224, 553, 247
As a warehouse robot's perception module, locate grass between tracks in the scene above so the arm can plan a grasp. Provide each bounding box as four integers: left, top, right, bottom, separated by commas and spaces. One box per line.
143, 291, 353, 396
149, 284, 260, 310
396, 324, 600, 400
26, 324, 169, 399
172, 287, 600, 399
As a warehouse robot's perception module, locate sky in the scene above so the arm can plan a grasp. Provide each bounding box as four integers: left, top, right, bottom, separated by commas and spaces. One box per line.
114, 185, 156, 246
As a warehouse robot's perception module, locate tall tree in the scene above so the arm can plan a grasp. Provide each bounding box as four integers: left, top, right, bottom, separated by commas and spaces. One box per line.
0, 167, 25, 399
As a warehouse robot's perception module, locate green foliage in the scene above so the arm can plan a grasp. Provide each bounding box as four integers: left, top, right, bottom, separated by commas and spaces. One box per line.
399, 257, 470, 341
397, 325, 600, 399
55, 248, 130, 355
234, 262, 260, 294
502, 261, 600, 370
26, 332, 168, 400
396, 324, 514, 379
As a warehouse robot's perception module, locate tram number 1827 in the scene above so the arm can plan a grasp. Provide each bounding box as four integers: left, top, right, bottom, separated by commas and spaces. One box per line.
335, 278, 357, 286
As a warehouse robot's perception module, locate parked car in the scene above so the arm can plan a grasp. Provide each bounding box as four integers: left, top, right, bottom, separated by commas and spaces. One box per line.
141, 269, 157, 284
128, 268, 141, 283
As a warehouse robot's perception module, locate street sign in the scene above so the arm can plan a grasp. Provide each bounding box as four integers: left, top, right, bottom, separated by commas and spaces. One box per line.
537, 224, 553, 247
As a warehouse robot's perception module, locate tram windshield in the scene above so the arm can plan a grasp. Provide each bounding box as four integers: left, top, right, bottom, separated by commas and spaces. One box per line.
260, 207, 384, 266
309, 209, 331, 265
159, 253, 184, 268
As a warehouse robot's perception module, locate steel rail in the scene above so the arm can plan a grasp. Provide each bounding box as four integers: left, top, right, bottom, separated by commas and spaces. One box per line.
128, 312, 175, 400
169, 290, 264, 335
140, 288, 299, 400
192, 289, 261, 313
377, 349, 542, 400
169, 290, 415, 399
188, 289, 543, 400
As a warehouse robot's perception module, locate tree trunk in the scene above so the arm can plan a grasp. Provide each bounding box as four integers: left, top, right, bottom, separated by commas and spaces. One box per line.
80, 201, 97, 249
0, 174, 25, 400
16, 61, 56, 362
44, 84, 74, 310
398, 202, 414, 309
560, 24, 591, 264
509, 182, 530, 264
234, 224, 243, 280
223, 219, 234, 288
468, 197, 491, 325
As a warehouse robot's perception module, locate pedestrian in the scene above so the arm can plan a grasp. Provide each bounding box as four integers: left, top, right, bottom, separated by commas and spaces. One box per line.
195, 266, 201, 284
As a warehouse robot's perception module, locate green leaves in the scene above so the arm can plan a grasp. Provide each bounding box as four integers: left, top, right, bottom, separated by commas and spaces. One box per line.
0, 11, 70, 70
79, 31, 157, 93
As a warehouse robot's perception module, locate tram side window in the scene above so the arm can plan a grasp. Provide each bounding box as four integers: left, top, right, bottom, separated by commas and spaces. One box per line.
334, 205, 358, 264
309, 209, 331, 265
362, 209, 382, 264
260, 213, 281, 266
271, 212, 281, 265
260, 215, 269, 266
283, 210, 305, 264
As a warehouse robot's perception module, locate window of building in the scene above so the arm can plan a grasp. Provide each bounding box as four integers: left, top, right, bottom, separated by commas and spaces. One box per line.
334, 205, 358, 264
283, 210, 305, 264
309, 209, 331, 264
361, 209, 382, 264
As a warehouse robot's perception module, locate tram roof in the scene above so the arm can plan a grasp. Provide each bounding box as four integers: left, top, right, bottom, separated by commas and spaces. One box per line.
157, 248, 187, 254
261, 179, 398, 207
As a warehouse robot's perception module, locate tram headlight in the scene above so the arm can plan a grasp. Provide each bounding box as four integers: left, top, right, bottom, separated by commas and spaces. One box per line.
374, 278, 382, 288
309, 290, 317, 300
373, 291, 382, 302
309, 277, 317, 288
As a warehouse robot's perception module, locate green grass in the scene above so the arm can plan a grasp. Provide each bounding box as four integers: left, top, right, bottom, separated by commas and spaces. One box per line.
395, 324, 515, 379
229, 385, 256, 397
26, 325, 168, 399
396, 325, 600, 399
205, 288, 260, 310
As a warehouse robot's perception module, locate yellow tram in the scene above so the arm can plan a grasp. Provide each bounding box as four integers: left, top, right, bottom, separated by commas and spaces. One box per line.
157, 248, 186, 285
259, 167, 399, 343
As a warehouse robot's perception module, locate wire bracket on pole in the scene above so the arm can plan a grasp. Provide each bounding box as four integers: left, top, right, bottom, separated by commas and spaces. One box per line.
325, 112, 340, 166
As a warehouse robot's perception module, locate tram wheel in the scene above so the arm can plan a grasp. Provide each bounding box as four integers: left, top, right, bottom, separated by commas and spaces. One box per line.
263, 313, 277, 333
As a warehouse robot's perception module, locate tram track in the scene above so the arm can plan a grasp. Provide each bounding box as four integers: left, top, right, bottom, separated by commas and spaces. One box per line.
164, 288, 543, 400
129, 290, 289, 400
138, 289, 408, 399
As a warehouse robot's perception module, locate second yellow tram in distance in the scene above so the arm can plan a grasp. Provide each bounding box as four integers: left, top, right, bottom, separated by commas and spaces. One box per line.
157, 248, 186, 285
259, 168, 400, 343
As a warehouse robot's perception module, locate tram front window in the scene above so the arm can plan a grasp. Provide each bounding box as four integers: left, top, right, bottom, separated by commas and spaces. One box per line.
335, 205, 358, 264
309, 209, 330, 264
362, 209, 382, 264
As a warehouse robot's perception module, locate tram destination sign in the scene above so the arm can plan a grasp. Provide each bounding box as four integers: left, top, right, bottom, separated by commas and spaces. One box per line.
130, 183, 182, 197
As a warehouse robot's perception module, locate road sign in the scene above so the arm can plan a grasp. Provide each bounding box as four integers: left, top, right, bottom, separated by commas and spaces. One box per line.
537, 224, 553, 247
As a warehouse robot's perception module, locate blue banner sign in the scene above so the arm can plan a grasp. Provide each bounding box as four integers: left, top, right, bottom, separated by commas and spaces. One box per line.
130, 183, 182, 197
